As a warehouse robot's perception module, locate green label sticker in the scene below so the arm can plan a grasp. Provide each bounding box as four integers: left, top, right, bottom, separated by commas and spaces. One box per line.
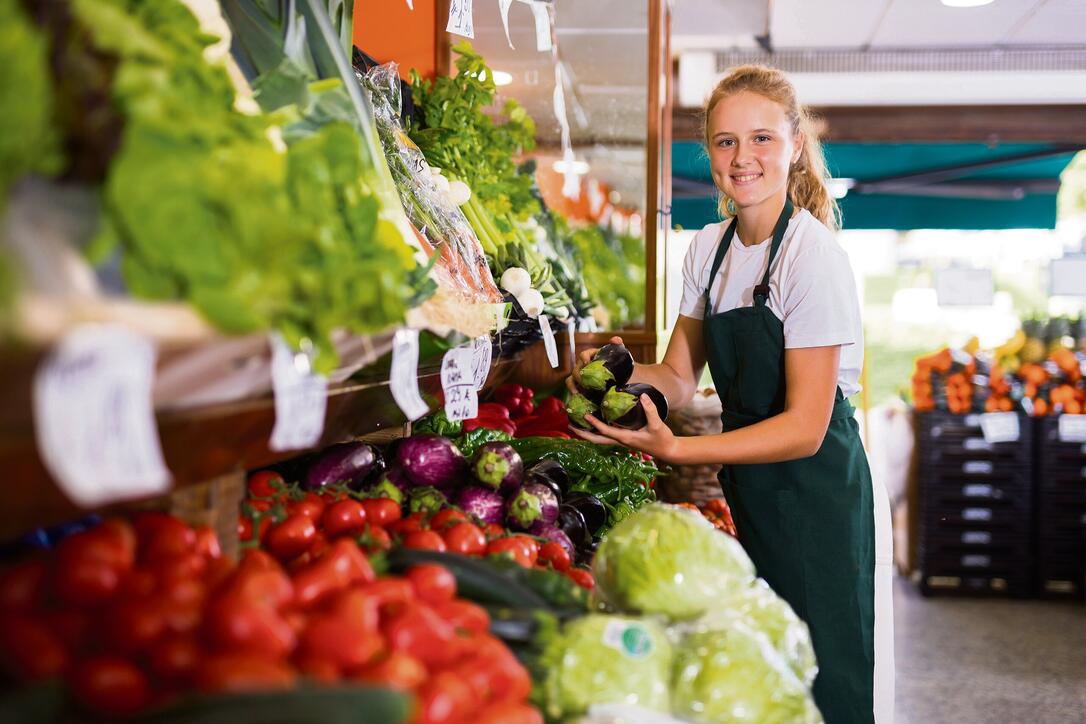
602, 620, 654, 659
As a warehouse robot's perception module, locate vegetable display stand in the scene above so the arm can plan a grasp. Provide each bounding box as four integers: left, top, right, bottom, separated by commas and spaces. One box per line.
1035, 416, 1086, 600
915, 411, 1035, 598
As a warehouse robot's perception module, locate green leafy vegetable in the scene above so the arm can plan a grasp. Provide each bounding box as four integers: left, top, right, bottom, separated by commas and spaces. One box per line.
413, 411, 465, 438
455, 427, 513, 458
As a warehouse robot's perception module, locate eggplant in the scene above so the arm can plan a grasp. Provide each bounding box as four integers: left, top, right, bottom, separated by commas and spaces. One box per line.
408, 486, 448, 515
565, 393, 599, 431
396, 434, 467, 491
577, 538, 600, 566
557, 504, 590, 548
305, 442, 383, 491
578, 343, 634, 395
564, 494, 607, 536
528, 522, 576, 558
505, 482, 559, 531
470, 442, 524, 493
600, 383, 669, 430
456, 486, 505, 525
367, 467, 409, 505
526, 459, 571, 495
527, 470, 562, 505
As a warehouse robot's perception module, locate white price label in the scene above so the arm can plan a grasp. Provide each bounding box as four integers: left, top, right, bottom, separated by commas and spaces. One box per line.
442, 348, 478, 421
390, 329, 429, 422
530, 2, 552, 51
446, 0, 474, 38
566, 320, 577, 371
405, 0, 413, 8
269, 335, 327, 452
33, 326, 170, 507
979, 412, 1020, 444
498, 0, 515, 48
539, 315, 559, 368
1058, 414, 1086, 442
471, 336, 492, 390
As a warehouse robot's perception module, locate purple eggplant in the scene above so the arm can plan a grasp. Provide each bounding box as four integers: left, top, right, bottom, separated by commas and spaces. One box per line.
528, 522, 576, 558
527, 460, 570, 495
305, 442, 383, 491
396, 434, 467, 491
600, 383, 669, 430
456, 486, 505, 525
527, 469, 563, 505
565, 393, 599, 431
408, 486, 448, 515
578, 343, 634, 396
565, 494, 607, 536
367, 467, 409, 505
470, 441, 524, 493
505, 482, 559, 531
557, 504, 590, 548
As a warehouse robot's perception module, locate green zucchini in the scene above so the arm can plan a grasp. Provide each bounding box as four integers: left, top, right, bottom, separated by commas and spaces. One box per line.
134, 685, 410, 724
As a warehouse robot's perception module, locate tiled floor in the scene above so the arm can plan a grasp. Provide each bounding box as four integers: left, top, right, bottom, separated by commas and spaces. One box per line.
893, 576, 1086, 724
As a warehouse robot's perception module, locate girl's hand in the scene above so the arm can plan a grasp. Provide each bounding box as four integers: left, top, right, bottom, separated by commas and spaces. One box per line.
565, 335, 624, 396
570, 393, 682, 463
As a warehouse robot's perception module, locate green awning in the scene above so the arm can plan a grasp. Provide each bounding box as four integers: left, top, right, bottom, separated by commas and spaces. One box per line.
671, 141, 1081, 231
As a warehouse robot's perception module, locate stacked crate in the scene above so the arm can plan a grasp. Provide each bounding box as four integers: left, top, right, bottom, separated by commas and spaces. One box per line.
916, 412, 1034, 597
1035, 417, 1086, 599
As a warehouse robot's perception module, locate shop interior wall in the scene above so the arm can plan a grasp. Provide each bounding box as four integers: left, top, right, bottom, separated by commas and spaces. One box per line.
353, 0, 439, 81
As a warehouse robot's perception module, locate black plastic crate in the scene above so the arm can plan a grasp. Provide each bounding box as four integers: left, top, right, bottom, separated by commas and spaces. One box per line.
921, 528, 1031, 551
919, 569, 1032, 598
918, 411, 1032, 447
921, 480, 1032, 510
1037, 538, 1084, 561
1035, 465, 1086, 492
921, 503, 1030, 530
920, 547, 1032, 572
1036, 416, 1086, 470
1035, 558, 1085, 600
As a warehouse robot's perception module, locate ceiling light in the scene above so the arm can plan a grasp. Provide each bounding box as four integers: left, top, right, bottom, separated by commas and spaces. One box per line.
553, 159, 590, 175
940, 0, 995, 7
492, 70, 514, 86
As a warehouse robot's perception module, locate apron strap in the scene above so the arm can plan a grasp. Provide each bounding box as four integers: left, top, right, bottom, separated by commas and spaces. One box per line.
704, 217, 738, 299
753, 200, 794, 306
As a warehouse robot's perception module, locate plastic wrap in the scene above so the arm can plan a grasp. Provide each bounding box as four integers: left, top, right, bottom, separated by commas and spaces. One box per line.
540, 614, 672, 720
592, 504, 755, 621
671, 623, 823, 724
357, 63, 502, 305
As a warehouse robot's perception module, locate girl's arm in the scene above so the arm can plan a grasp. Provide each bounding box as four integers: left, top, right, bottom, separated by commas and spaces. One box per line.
573, 344, 842, 466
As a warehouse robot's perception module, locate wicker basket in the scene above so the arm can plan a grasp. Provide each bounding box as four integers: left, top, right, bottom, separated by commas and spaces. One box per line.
162, 472, 246, 560
658, 390, 727, 506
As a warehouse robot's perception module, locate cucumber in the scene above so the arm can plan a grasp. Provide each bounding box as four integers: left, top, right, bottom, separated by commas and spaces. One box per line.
134, 685, 410, 724
385, 549, 549, 610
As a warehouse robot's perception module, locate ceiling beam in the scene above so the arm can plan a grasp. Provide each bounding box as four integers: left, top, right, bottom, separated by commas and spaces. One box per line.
673, 104, 1086, 144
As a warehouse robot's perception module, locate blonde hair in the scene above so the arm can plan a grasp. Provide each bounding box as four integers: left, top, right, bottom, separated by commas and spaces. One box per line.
703, 64, 840, 231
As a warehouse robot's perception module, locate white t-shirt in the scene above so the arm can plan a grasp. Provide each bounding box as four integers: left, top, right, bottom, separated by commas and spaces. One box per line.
679, 209, 864, 397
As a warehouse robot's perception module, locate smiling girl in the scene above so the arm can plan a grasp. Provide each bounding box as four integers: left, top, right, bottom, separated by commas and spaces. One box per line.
570, 65, 892, 723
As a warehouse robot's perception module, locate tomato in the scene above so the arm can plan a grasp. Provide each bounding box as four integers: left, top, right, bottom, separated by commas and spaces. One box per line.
61, 519, 136, 571
52, 553, 124, 606
510, 536, 539, 565
133, 513, 195, 564
219, 566, 293, 610
148, 633, 200, 683
382, 603, 455, 668
152, 552, 208, 585
566, 568, 595, 590
538, 541, 571, 572
442, 522, 486, 556
247, 470, 285, 499
290, 539, 374, 609
486, 538, 532, 568
295, 656, 341, 685
42, 609, 90, 651
193, 526, 222, 559
353, 651, 427, 691
476, 702, 543, 724
265, 515, 318, 561
415, 671, 474, 724
286, 492, 325, 521
433, 599, 489, 636
429, 508, 468, 532
358, 578, 415, 612
299, 614, 384, 670
359, 524, 392, 554
361, 498, 402, 527
483, 523, 506, 541
0, 559, 46, 611
402, 530, 446, 553
238, 515, 271, 544
238, 548, 282, 574
194, 653, 297, 693
387, 512, 427, 538
0, 615, 69, 681
203, 595, 296, 659
406, 564, 457, 605
69, 656, 152, 717
471, 635, 532, 704
103, 596, 167, 655
321, 499, 367, 538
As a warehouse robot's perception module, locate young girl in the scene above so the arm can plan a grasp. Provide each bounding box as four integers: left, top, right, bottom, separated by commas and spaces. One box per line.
571, 65, 892, 723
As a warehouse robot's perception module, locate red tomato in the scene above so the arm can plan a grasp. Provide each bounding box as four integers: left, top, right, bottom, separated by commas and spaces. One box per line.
203, 595, 296, 659
361, 498, 402, 527
286, 492, 325, 521
538, 541, 571, 572
429, 508, 469, 532
406, 565, 457, 605
193, 526, 222, 560
238, 515, 271, 544
415, 670, 475, 724
442, 523, 487, 556
403, 530, 446, 553
476, 702, 543, 724
299, 615, 384, 670
0, 559, 46, 611
219, 566, 293, 610
359, 524, 392, 554
133, 513, 195, 564
148, 633, 200, 683
566, 568, 595, 590
295, 656, 341, 685
102, 596, 167, 655
382, 603, 455, 668
486, 538, 532, 568
290, 539, 374, 609
433, 599, 490, 636
358, 578, 415, 612
265, 515, 318, 561
0, 615, 69, 681
238, 548, 283, 574
483, 523, 506, 541
353, 651, 427, 691
387, 512, 427, 538
69, 656, 152, 717
42, 609, 90, 652
52, 554, 124, 606
321, 499, 367, 538
247, 470, 285, 498
510, 536, 539, 566
194, 653, 297, 693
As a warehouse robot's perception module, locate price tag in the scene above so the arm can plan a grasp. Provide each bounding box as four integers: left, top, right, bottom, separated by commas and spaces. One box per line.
530, 1, 552, 51
979, 412, 1020, 443
470, 336, 492, 390
539, 315, 559, 368
446, 0, 474, 38
405, 0, 413, 8
1058, 414, 1086, 442
33, 326, 170, 507
442, 348, 478, 421
499, 0, 515, 48
390, 329, 429, 421
566, 320, 577, 371
269, 335, 327, 452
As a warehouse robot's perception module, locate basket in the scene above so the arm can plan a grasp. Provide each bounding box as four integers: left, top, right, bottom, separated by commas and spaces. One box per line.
161, 471, 246, 560
657, 390, 726, 505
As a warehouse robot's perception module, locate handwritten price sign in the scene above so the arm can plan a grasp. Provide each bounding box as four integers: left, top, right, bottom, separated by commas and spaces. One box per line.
441, 347, 478, 421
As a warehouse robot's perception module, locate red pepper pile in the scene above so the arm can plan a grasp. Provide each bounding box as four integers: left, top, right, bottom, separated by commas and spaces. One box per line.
0, 511, 540, 723
462, 385, 571, 439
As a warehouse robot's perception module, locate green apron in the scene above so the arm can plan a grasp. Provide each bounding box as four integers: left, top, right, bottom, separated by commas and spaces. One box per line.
703, 201, 875, 724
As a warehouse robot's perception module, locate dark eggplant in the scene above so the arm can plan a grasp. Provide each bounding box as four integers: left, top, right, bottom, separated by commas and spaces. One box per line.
470, 441, 524, 493
599, 383, 669, 430
578, 343, 634, 394
565, 393, 599, 431
505, 482, 559, 531
557, 504, 590, 548
526, 459, 571, 494
577, 538, 600, 566
527, 470, 563, 505
305, 442, 383, 491
395, 434, 467, 491
528, 522, 576, 558
564, 494, 607, 536
456, 486, 505, 525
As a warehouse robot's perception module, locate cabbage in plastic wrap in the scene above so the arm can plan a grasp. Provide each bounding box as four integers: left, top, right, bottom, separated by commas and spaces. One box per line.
540, 614, 672, 720
671, 622, 823, 723
592, 504, 755, 620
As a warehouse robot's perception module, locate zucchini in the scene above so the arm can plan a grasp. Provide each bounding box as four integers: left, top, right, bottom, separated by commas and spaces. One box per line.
134, 685, 410, 724
384, 549, 549, 610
